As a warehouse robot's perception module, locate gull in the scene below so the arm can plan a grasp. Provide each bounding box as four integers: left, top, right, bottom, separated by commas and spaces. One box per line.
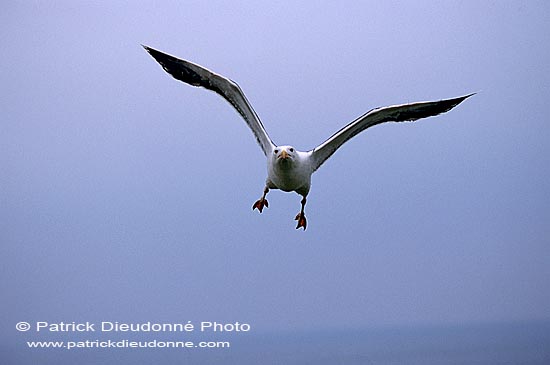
143, 45, 473, 230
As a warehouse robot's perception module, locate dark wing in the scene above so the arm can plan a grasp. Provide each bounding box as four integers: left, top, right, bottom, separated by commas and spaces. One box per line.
143, 45, 275, 155
310, 93, 475, 171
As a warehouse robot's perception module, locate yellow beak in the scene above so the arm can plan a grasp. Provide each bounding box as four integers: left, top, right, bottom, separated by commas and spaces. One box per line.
279, 150, 289, 159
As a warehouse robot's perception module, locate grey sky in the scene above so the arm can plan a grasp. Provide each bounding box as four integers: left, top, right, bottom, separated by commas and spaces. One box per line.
2, 0, 549, 347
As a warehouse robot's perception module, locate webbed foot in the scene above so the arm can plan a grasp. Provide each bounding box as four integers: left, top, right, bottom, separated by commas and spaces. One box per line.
252, 198, 269, 213
295, 212, 307, 230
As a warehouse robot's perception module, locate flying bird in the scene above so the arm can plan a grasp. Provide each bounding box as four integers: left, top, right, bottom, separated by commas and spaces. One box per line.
143, 45, 473, 230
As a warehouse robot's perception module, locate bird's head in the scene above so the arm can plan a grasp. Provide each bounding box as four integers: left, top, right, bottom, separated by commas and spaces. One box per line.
272, 146, 296, 165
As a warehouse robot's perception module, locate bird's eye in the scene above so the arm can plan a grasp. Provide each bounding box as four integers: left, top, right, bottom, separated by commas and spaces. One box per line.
289, 148, 294, 152
274, 149, 279, 154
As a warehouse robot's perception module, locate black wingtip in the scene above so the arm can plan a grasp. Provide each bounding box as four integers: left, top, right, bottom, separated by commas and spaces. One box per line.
454, 92, 476, 103
141, 44, 165, 61
141, 44, 162, 62
141, 45, 180, 73
445, 92, 476, 110
141, 45, 212, 89
141, 45, 180, 66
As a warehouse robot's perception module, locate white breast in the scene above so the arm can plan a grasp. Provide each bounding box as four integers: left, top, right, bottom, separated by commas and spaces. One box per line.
267, 150, 312, 193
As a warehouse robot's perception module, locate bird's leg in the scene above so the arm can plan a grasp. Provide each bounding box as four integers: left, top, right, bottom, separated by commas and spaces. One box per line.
294, 196, 307, 230
252, 186, 269, 213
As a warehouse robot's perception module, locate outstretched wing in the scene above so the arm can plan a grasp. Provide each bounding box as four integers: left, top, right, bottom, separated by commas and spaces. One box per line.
310, 93, 474, 171
143, 45, 275, 155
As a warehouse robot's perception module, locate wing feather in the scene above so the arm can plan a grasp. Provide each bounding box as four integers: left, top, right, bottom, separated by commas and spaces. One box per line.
143, 45, 275, 155
310, 94, 474, 171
